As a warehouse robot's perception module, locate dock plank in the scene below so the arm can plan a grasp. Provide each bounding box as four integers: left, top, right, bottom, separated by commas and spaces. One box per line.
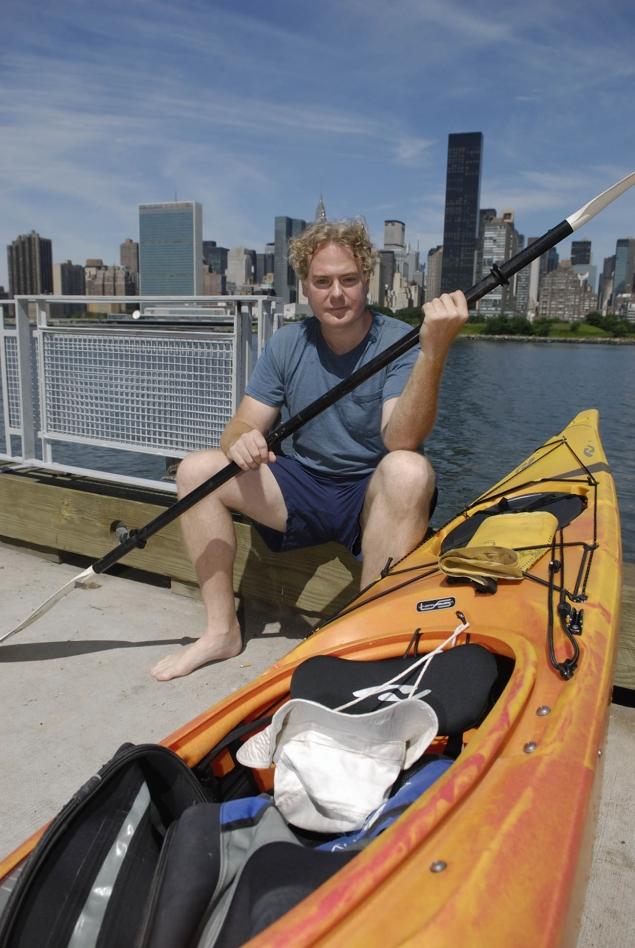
0, 469, 360, 615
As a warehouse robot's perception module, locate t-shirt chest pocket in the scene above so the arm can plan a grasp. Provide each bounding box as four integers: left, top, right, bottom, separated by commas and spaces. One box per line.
340, 384, 383, 431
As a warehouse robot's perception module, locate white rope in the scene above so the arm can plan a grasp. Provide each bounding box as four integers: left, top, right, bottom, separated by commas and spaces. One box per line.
335, 617, 470, 712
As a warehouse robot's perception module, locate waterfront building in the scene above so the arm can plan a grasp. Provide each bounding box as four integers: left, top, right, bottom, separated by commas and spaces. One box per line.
53, 260, 86, 295
612, 238, 635, 299
7, 230, 53, 296
538, 246, 560, 283
118, 239, 139, 295
538, 264, 597, 321
202, 269, 226, 295
387, 270, 420, 311
440, 132, 483, 295
598, 255, 616, 314
119, 239, 139, 273
85, 260, 136, 296
226, 247, 256, 293
138, 202, 203, 295
377, 250, 396, 307
477, 210, 521, 317
203, 241, 229, 276
425, 246, 443, 302
571, 263, 597, 295
274, 216, 306, 304
256, 245, 275, 285
474, 208, 497, 286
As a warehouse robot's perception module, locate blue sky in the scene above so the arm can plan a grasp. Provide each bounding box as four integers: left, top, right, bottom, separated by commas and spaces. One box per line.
1, 0, 634, 289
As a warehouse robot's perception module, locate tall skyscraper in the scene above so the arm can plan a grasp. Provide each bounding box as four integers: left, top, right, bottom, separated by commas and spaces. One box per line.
7, 230, 53, 296
477, 210, 521, 317
120, 238, 139, 272
384, 220, 406, 251
598, 255, 615, 313
274, 216, 306, 304
119, 239, 139, 294
571, 240, 591, 266
138, 202, 203, 295
612, 238, 635, 298
440, 132, 483, 295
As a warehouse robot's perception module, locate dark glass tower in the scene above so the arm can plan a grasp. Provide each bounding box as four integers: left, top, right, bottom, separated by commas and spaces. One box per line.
274, 216, 306, 303
571, 240, 591, 266
440, 132, 483, 295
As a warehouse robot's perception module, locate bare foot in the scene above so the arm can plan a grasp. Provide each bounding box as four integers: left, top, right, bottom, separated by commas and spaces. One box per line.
151, 625, 242, 681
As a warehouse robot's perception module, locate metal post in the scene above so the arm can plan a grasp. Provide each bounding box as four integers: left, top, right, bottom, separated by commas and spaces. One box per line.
232, 309, 251, 414
0, 304, 14, 457
15, 297, 37, 461
36, 300, 52, 462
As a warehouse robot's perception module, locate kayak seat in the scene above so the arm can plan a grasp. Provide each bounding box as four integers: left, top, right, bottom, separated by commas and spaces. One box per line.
289, 644, 502, 738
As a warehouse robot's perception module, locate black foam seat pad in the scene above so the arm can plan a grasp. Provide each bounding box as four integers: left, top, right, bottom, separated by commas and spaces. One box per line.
290, 645, 500, 736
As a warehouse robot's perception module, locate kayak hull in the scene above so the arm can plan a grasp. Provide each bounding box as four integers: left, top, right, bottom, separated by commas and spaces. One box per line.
0, 410, 621, 947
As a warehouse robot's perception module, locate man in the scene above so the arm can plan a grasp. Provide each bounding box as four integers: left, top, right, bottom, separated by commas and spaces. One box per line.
151, 219, 467, 681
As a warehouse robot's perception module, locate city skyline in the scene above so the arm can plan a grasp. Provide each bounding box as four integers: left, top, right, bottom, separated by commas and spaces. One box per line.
1, 0, 634, 289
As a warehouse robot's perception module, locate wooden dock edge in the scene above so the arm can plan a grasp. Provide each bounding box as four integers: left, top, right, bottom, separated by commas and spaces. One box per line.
0, 466, 633, 689
0, 467, 361, 617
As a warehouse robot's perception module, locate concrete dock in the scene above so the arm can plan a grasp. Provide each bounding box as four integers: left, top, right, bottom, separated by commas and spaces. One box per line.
0, 540, 633, 946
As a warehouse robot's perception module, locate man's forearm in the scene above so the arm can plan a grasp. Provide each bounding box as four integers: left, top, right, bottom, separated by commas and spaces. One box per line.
382, 350, 446, 451
219, 417, 256, 455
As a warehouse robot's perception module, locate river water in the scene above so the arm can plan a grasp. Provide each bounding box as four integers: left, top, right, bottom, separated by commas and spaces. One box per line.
426, 339, 635, 561
3, 338, 634, 561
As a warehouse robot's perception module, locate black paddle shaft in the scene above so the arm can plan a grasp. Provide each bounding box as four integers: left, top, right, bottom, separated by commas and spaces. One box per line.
93, 218, 573, 575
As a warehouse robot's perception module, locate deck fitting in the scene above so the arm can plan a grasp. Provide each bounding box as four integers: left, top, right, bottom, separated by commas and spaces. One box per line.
430, 860, 448, 873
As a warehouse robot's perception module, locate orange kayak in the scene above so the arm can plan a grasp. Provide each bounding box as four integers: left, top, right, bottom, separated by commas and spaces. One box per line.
0, 409, 621, 947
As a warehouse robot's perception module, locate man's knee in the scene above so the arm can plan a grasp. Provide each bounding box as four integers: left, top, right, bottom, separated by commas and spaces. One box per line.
176, 449, 226, 497
375, 451, 436, 505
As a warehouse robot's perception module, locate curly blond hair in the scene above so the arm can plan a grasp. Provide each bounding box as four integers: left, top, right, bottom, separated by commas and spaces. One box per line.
289, 218, 377, 281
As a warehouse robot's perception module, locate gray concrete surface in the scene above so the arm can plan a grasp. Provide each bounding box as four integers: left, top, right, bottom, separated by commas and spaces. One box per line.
0, 541, 311, 857
1, 540, 633, 945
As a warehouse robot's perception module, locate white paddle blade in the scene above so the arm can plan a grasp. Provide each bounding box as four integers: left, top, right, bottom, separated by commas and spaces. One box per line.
0, 566, 96, 644
566, 170, 635, 232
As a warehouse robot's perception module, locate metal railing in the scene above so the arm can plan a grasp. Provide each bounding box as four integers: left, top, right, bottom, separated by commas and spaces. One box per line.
0, 295, 282, 489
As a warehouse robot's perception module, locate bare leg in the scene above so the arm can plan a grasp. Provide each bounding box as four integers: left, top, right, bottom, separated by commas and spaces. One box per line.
151, 450, 287, 681
360, 451, 436, 587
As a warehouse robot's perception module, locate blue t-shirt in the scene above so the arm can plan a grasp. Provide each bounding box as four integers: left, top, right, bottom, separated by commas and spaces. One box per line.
245, 312, 419, 475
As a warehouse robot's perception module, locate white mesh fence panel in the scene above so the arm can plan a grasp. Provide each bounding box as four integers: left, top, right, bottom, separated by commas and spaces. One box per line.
3, 335, 21, 429
40, 330, 236, 455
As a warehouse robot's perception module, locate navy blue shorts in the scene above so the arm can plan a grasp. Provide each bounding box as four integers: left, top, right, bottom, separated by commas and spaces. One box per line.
255, 456, 372, 557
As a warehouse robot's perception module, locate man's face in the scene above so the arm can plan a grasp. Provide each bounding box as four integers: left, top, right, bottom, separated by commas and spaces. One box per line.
303, 242, 369, 330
